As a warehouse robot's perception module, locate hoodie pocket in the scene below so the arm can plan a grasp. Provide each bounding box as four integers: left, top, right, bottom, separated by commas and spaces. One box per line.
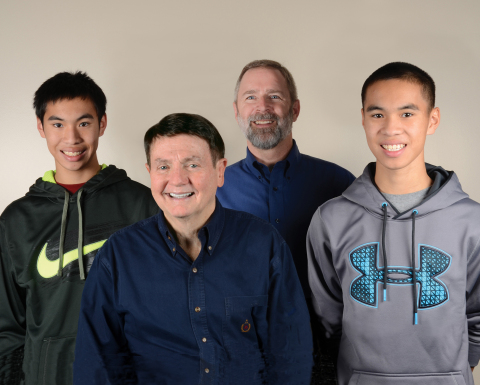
349, 370, 466, 385
37, 335, 76, 385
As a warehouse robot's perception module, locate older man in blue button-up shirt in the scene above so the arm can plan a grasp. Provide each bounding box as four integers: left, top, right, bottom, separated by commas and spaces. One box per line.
73, 113, 313, 384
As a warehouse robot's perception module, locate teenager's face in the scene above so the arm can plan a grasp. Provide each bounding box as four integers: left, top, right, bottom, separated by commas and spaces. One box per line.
37, 97, 106, 180
146, 134, 227, 228
362, 79, 440, 173
233, 67, 300, 150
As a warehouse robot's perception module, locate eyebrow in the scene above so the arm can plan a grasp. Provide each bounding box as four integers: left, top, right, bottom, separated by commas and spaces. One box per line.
365, 104, 420, 112
47, 113, 95, 121
154, 156, 202, 164
241, 89, 285, 96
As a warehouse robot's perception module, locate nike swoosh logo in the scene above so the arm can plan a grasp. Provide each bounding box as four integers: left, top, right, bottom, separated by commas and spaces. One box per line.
37, 240, 106, 279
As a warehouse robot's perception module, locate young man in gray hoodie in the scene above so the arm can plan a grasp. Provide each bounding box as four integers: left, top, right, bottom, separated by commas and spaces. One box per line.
307, 62, 480, 385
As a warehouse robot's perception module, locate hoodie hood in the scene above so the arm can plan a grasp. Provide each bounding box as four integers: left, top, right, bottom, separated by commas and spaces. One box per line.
343, 162, 469, 219
25, 165, 130, 280
26, 165, 129, 200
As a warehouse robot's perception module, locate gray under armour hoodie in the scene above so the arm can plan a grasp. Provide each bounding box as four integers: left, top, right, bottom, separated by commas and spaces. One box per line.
307, 163, 480, 385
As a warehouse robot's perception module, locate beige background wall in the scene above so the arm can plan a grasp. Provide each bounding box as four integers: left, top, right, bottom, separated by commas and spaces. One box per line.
1, 0, 480, 380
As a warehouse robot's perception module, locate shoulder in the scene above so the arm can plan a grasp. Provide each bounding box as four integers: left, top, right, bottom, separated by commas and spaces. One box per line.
223, 208, 284, 241
299, 153, 355, 180
1, 194, 39, 222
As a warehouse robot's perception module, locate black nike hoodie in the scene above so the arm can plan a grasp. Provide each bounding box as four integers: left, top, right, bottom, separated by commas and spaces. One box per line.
0, 165, 158, 384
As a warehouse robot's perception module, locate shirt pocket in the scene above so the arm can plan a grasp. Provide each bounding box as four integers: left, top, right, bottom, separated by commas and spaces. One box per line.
223, 295, 268, 356
349, 370, 467, 385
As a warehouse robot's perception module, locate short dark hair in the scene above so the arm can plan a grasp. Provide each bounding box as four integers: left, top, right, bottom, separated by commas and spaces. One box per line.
144, 113, 225, 167
33, 71, 107, 123
234, 59, 298, 104
361, 62, 436, 110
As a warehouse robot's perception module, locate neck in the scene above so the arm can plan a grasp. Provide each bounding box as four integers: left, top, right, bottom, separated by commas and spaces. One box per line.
54, 157, 101, 184
375, 156, 432, 195
247, 135, 293, 171
164, 200, 216, 261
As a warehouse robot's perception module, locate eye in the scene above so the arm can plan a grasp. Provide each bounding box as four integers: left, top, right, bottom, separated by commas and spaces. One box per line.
402, 113, 413, 117
270, 95, 280, 99
158, 165, 168, 170
372, 114, 383, 118
53, 123, 63, 128
246, 96, 255, 100
79, 122, 90, 127
189, 164, 198, 169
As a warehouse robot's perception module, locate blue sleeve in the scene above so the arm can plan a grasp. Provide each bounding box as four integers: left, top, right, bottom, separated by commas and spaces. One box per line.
267, 241, 313, 384
73, 241, 137, 385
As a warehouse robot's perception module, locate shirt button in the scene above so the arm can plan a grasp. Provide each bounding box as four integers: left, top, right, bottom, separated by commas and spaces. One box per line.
172, 248, 176, 252
275, 218, 280, 223
205, 368, 209, 373
195, 307, 201, 312
202, 337, 207, 343
273, 187, 278, 191
192, 267, 198, 273
208, 246, 212, 250
168, 236, 171, 240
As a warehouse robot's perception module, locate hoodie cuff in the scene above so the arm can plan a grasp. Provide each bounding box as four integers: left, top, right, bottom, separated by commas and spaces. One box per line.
469, 342, 480, 367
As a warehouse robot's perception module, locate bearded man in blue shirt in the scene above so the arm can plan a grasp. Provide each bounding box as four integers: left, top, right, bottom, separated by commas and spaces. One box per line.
216, 60, 355, 383
73, 113, 313, 384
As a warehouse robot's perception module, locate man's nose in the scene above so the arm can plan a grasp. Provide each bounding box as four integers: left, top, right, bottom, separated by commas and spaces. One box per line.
63, 125, 81, 143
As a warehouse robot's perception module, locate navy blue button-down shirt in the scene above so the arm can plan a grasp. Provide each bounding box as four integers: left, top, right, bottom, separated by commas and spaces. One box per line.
217, 141, 355, 297
74, 201, 313, 384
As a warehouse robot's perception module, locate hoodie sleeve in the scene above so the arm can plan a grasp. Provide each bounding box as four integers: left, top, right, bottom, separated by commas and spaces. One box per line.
73, 240, 136, 385
0, 218, 26, 384
307, 208, 343, 347
466, 235, 480, 367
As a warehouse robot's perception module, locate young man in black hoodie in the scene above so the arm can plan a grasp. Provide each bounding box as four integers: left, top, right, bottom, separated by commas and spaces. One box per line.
0, 72, 158, 385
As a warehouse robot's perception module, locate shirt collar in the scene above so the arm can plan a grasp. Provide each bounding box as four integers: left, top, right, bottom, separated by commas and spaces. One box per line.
156, 198, 225, 257
244, 139, 301, 181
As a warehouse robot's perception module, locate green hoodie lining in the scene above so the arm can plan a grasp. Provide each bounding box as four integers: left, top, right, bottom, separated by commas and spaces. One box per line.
42, 164, 108, 184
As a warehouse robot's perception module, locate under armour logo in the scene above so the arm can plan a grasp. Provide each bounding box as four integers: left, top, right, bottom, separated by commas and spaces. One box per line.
349, 243, 451, 309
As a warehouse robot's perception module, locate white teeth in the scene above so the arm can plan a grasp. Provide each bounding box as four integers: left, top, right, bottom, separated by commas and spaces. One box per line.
381, 144, 406, 151
169, 193, 193, 198
63, 151, 83, 156
254, 120, 274, 124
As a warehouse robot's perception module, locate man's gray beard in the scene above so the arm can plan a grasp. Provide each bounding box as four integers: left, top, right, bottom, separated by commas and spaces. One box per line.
238, 112, 293, 150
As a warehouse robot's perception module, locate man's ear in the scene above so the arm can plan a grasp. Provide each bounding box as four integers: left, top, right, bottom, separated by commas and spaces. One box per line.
216, 158, 228, 188
361, 108, 365, 128
427, 107, 440, 135
99, 114, 107, 137
37, 117, 46, 138
145, 163, 151, 173
233, 102, 239, 123
292, 100, 300, 122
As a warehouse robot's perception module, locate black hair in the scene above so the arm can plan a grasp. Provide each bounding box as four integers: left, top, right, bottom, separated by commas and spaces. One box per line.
361, 62, 436, 110
144, 113, 225, 167
33, 71, 107, 123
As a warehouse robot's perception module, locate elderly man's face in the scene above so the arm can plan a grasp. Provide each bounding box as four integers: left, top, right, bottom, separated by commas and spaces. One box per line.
146, 134, 227, 227
234, 67, 300, 150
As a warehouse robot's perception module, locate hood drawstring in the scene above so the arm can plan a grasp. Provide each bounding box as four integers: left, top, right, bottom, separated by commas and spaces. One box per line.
412, 209, 418, 325
57, 190, 70, 277
77, 189, 85, 280
381, 202, 388, 302
56, 189, 86, 280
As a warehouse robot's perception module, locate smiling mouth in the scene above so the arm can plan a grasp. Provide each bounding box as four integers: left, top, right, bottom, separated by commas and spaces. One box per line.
168, 192, 194, 198
381, 144, 406, 152
253, 120, 275, 125
62, 150, 85, 156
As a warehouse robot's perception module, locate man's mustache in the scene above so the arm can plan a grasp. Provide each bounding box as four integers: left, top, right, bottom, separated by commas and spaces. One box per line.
247, 113, 279, 123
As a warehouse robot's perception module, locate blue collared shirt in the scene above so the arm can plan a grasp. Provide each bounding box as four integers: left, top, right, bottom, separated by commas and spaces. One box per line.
74, 201, 313, 385
217, 141, 355, 296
